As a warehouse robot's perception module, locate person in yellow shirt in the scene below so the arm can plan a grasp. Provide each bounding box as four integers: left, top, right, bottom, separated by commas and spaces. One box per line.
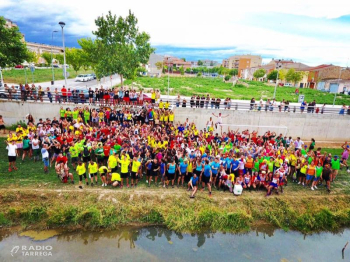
164, 112, 169, 123
169, 111, 174, 123
99, 165, 108, 186
76, 161, 88, 189
159, 112, 164, 123
108, 152, 118, 172
159, 100, 164, 109
131, 157, 141, 187
118, 152, 131, 188
111, 172, 121, 187
151, 89, 156, 104
88, 160, 99, 186
164, 101, 170, 109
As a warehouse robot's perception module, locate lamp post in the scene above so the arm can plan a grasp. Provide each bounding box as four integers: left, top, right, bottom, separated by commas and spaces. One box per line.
273, 59, 282, 99
59, 21, 67, 87
167, 57, 170, 99
51, 30, 58, 85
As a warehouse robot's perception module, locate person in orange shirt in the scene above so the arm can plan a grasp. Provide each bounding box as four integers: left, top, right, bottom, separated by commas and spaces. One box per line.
305, 161, 316, 189
245, 155, 254, 174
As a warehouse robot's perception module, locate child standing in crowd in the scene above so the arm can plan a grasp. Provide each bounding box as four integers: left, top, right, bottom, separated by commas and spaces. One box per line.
1, 102, 347, 199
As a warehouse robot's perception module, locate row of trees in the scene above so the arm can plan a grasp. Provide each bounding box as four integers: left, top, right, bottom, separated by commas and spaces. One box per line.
252, 67, 305, 86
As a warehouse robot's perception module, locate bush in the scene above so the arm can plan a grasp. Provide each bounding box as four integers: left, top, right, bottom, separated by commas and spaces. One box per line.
224, 75, 231, 81
197, 72, 202, 77
7, 120, 27, 131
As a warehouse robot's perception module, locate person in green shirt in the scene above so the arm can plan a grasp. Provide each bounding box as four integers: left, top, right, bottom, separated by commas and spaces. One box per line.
331, 155, 340, 181
22, 136, 30, 161
72, 109, 79, 121
59, 107, 66, 120
66, 108, 73, 122
95, 144, 105, 165
312, 162, 323, 189
267, 158, 274, 173
253, 158, 260, 173
69, 145, 79, 168
84, 109, 91, 124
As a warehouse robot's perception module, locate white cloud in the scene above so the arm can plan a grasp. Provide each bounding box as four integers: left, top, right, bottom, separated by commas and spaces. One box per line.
2, 0, 350, 66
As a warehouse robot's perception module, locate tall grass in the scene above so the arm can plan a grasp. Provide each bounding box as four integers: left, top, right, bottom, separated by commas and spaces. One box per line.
1, 190, 350, 233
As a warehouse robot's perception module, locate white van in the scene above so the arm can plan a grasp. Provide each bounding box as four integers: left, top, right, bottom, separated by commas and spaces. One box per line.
75, 74, 90, 82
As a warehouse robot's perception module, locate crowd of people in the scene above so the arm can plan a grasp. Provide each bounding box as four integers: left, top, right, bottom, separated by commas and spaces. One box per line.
3, 101, 350, 197
3, 84, 350, 114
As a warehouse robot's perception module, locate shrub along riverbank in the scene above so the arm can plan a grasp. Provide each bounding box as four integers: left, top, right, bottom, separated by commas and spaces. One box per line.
1, 189, 350, 233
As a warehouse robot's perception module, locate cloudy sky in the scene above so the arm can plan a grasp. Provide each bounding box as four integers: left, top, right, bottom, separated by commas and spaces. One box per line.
1, 0, 350, 66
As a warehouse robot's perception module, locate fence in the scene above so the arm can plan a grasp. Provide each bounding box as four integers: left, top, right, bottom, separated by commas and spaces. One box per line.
0, 89, 349, 116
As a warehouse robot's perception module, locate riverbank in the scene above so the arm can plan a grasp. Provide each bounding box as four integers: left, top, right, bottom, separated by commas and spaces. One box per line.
1, 188, 350, 233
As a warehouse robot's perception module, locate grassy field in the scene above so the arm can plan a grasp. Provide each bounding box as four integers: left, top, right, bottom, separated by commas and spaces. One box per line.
1, 137, 350, 232
123, 76, 350, 105
2, 68, 93, 84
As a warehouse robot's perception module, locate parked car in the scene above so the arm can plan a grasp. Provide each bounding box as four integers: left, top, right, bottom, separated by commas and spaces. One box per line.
90, 73, 96, 79
52, 65, 60, 68
86, 74, 94, 81
15, 65, 24, 69
75, 74, 90, 82
284, 83, 293, 87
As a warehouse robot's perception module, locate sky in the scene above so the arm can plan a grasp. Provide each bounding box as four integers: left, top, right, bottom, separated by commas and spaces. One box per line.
1, 0, 350, 66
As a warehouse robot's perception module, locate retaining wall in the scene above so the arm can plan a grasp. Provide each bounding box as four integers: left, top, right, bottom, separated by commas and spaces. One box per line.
0, 101, 349, 141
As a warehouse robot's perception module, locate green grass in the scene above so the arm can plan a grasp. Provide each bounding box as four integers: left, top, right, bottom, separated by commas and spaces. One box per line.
1, 137, 350, 232
123, 76, 350, 105
3, 68, 93, 84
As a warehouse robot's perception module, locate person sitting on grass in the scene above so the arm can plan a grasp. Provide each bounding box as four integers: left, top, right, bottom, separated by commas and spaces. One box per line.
110, 171, 121, 187
55, 161, 74, 184
188, 173, 199, 198
266, 172, 280, 196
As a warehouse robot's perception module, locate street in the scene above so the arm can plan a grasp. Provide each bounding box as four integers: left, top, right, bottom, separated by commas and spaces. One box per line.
33, 74, 121, 91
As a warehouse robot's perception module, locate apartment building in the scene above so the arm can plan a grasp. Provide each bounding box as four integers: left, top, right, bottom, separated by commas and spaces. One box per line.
222, 55, 262, 76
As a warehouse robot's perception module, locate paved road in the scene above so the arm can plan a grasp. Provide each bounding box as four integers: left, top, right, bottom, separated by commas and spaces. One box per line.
34, 74, 121, 90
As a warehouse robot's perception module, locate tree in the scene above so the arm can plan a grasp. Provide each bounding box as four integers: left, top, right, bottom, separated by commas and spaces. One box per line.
229, 69, 238, 76
93, 10, 154, 85
78, 38, 100, 74
26, 50, 40, 64
267, 70, 278, 81
286, 68, 304, 86
0, 16, 28, 68
155, 61, 163, 70
41, 52, 53, 65
54, 54, 64, 65
179, 66, 185, 75
66, 48, 83, 74
181, 58, 186, 62
278, 69, 287, 81
198, 60, 203, 66
253, 69, 266, 79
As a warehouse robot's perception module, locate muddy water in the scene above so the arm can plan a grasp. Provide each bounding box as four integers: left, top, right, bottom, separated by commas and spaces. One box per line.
0, 227, 349, 262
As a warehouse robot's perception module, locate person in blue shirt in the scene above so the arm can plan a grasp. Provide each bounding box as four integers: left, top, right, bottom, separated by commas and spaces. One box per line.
201, 159, 212, 197
230, 157, 239, 177
211, 157, 220, 188
178, 160, 188, 187
166, 158, 176, 188
160, 159, 166, 188
188, 173, 199, 198
224, 156, 232, 174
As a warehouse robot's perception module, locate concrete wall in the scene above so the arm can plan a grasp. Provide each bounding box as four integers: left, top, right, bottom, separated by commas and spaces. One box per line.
1, 101, 349, 141
173, 108, 350, 141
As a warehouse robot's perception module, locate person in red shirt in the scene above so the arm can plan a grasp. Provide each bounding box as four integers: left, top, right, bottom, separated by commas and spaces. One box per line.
103, 143, 111, 165
61, 86, 67, 103
56, 152, 68, 164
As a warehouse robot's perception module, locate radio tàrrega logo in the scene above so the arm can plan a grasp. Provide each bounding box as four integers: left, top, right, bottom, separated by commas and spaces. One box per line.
10, 246, 20, 256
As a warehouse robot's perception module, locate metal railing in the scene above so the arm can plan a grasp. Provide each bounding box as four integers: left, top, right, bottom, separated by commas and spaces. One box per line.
0, 90, 349, 116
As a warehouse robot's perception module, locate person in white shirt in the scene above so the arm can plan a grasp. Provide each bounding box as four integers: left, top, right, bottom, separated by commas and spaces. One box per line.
31, 135, 41, 162
41, 143, 51, 173
6, 140, 18, 172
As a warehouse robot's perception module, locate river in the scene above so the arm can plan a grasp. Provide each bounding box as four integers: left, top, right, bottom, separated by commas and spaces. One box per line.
0, 226, 349, 262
